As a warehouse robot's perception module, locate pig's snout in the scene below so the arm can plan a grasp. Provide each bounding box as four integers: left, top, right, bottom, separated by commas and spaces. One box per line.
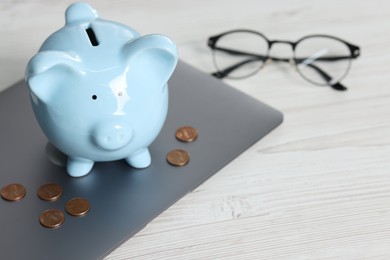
92, 122, 132, 151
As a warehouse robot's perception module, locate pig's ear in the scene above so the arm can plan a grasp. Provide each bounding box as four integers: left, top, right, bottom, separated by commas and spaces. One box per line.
122, 35, 178, 88
65, 2, 99, 25
25, 51, 83, 103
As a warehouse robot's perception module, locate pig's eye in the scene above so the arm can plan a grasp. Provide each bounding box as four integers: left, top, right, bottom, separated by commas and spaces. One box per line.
92, 95, 97, 100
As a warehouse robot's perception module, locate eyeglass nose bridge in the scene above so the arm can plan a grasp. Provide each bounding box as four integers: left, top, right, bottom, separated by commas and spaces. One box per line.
264, 39, 297, 70
269, 39, 295, 46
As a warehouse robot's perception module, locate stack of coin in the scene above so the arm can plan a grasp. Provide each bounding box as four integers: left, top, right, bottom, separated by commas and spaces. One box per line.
65, 197, 90, 217
175, 126, 198, 143
39, 209, 65, 228
0, 183, 26, 201
37, 183, 62, 201
166, 149, 190, 166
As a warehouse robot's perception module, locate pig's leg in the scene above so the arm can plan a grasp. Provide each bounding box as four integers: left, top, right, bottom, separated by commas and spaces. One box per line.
67, 157, 94, 177
125, 148, 151, 168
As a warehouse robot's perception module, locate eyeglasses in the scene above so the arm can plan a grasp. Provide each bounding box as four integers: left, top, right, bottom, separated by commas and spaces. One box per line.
207, 29, 360, 91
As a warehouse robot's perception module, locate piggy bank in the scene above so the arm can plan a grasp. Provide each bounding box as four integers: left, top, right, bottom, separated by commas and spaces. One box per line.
25, 3, 178, 177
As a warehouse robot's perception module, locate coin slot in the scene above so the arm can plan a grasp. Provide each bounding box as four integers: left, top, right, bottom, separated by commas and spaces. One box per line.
85, 27, 99, 46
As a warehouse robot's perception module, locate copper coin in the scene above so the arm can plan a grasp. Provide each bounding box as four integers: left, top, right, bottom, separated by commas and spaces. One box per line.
0, 183, 26, 201
39, 209, 65, 228
37, 183, 62, 201
65, 197, 90, 217
166, 149, 190, 166
175, 126, 198, 142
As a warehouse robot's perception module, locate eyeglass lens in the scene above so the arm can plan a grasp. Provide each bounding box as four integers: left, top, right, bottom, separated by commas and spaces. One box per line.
212, 31, 269, 78
294, 36, 352, 86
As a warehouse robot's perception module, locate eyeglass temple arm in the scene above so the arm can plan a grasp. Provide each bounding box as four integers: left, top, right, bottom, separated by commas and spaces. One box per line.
301, 62, 347, 91
210, 46, 348, 90
212, 57, 261, 79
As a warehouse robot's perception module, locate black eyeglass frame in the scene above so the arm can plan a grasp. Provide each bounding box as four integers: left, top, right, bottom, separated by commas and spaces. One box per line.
208, 29, 360, 91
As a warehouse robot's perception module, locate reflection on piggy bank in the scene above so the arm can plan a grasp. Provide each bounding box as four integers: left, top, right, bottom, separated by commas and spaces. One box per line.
25, 3, 178, 177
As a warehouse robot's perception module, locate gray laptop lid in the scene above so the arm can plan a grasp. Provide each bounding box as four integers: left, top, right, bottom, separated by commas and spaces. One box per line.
0, 61, 283, 259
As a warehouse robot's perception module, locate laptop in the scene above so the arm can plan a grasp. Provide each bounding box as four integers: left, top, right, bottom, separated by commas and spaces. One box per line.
0, 61, 283, 259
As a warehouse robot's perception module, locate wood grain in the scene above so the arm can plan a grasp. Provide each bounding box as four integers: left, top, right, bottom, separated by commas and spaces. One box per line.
1, 0, 389, 259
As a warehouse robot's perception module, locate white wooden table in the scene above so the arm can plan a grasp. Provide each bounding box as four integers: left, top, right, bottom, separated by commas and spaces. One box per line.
1, 0, 390, 259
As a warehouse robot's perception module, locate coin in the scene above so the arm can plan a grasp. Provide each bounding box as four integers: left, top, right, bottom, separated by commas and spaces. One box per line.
166, 149, 190, 166
175, 126, 198, 142
0, 183, 26, 201
37, 183, 62, 201
65, 197, 90, 217
39, 209, 65, 228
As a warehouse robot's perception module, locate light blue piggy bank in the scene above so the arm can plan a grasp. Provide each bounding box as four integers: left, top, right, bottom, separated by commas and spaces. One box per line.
25, 3, 178, 177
